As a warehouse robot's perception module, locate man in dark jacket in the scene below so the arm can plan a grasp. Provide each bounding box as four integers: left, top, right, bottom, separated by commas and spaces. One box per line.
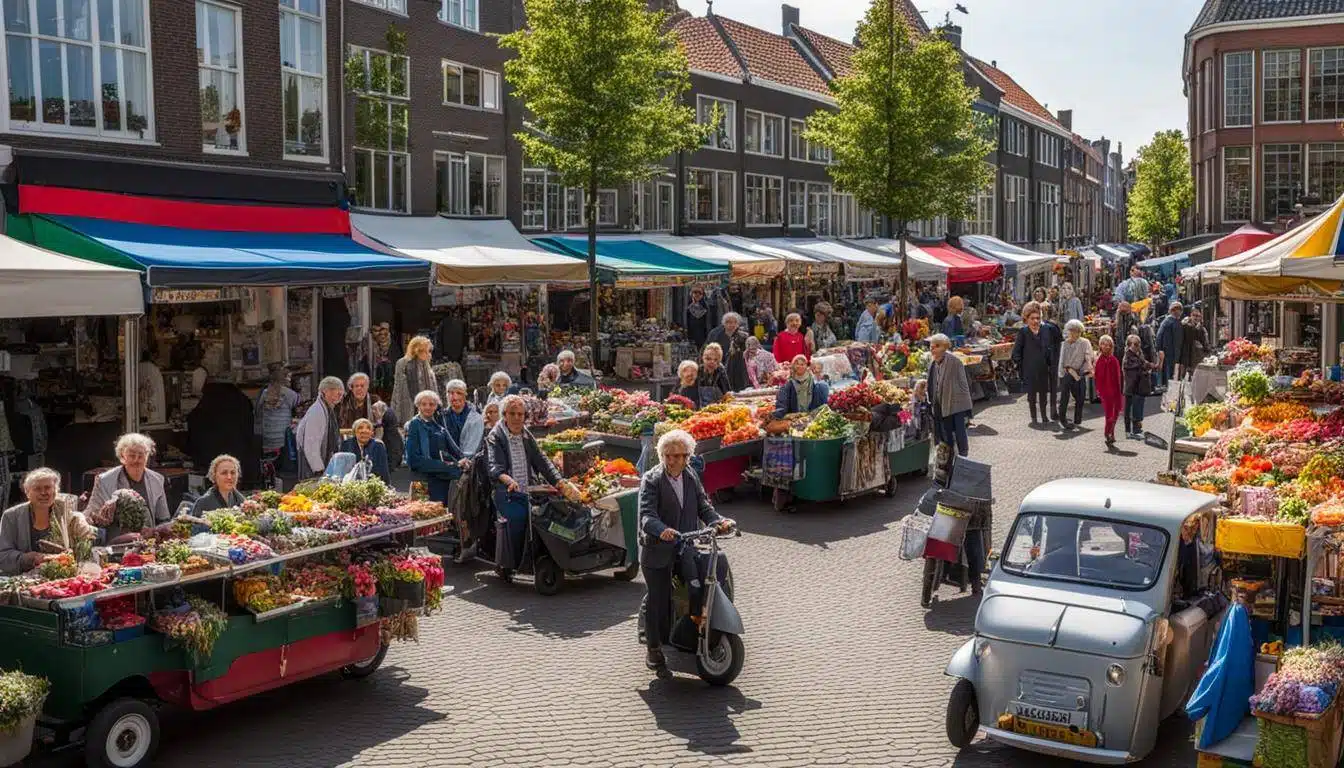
685, 286, 711, 349
1179, 308, 1211, 380
638, 429, 734, 678
1039, 304, 1064, 419
1011, 302, 1057, 425
1154, 302, 1186, 392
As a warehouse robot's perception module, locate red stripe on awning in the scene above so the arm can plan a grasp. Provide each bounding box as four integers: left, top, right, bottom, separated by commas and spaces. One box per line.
17, 185, 350, 234
919, 242, 1003, 284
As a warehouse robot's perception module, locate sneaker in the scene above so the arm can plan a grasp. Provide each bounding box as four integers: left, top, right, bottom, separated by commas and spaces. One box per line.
646, 647, 671, 678
453, 541, 478, 564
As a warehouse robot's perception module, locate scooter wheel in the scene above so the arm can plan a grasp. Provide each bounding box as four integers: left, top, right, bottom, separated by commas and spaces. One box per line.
534, 555, 564, 596
696, 633, 745, 686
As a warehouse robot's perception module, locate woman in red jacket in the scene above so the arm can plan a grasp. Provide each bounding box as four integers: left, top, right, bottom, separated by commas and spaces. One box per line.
1093, 334, 1123, 447
773, 312, 809, 364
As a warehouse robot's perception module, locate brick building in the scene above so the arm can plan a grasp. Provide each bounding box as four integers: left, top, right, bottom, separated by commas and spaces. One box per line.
1185, 0, 1344, 234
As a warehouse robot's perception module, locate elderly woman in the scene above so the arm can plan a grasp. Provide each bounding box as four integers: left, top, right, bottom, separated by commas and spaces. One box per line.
1, 469, 95, 575
810, 360, 832, 402
340, 419, 391, 484
1060, 282, 1085, 324
744, 336, 778, 389
854, 297, 882, 343
485, 371, 519, 404
443, 379, 487, 455
698, 343, 731, 402
941, 296, 967, 338
705, 312, 749, 392
85, 433, 172, 537
534, 363, 561, 398
555, 349, 596, 388
1011, 302, 1057, 426
254, 364, 299, 453
486, 395, 581, 575
773, 312, 808, 364
336, 372, 384, 432
774, 354, 829, 418
295, 376, 345, 477
1057, 319, 1093, 430
805, 302, 837, 352
190, 454, 246, 515
637, 428, 733, 677
927, 334, 973, 457
671, 360, 708, 410
391, 335, 437, 433
482, 401, 501, 432
406, 390, 469, 504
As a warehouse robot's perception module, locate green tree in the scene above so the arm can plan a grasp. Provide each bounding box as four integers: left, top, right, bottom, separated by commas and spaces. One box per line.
501, 0, 709, 361
805, 5, 993, 323
1127, 129, 1193, 248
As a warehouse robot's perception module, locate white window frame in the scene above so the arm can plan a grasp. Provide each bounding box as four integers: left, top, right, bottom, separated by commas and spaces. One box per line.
1223, 51, 1253, 128
1003, 119, 1028, 157
1004, 174, 1029, 244
1307, 142, 1344, 204
743, 109, 783, 157
353, 0, 407, 14
349, 45, 410, 214
1, 0, 156, 142
521, 167, 548, 230
280, 0, 327, 162
1037, 182, 1060, 244
198, 0, 245, 154
1262, 49, 1303, 124
442, 59, 501, 111
686, 167, 735, 223
1036, 133, 1060, 168
806, 181, 832, 234
439, 0, 479, 32
788, 180, 806, 227
744, 173, 783, 227
1308, 47, 1344, 122
697, 94, 734, 152
1262, 143, 1302, 221
1221, 146, 1251, 223
965, 181, 995, 236
436, 150, 506, 217
632, 178, 675, 232
595, 188, 617, 226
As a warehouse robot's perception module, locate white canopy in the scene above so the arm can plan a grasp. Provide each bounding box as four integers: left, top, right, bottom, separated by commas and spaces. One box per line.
957, 234, 1057, 277
350, 214, 589, 286
758, 237, 906, 281
705, 234, 837, 276
0, 234, 142, 318
851, 238, 950, 281
600, 234, 785, 281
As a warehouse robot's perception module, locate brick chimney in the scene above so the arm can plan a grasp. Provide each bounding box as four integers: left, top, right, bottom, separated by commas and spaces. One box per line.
781, 4, 799, 35
1056, 109, 1072, 131
939, 24, 962, 50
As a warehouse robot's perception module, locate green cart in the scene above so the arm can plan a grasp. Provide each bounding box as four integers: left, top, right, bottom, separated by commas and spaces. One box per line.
760, 432, 898, 512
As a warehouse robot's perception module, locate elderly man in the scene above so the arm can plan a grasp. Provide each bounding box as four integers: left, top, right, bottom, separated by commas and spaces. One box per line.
555, 349, 596, 388
85, 433, 172, 540
1179, 308, 1211, 379
336, 372, 383, 432
638, 429, 734, 677
854, 297, 882, 343
1113, 264, 1151, 305
442, 379, 486, 454
2, 468, 96, 574
1154, 301, 1185, 392
705, 312, 750, 392
296, 376, 345, 476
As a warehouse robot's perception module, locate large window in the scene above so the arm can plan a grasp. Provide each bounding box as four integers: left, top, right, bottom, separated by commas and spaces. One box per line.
1222, 147, 1251, 222
964, 182, 995, 235
1037, 134, 1060, 168
350, 46, 410, 213
521, 168, 609, 231
788, 180, 806, 227
3, 0, 151, 139
442, 60, 500, 110
806, 182, 832, 234
1262, 143, 1302, 220
789, 118, 831, 163
356, 0, 406, 12
1003, 118, 1028, 157
197, 1, 243, 152
1223, 51, 1253, 127
1309, 47, 1344, 121
743, 109, 783, 157
697, 95, 734, 151
744, 173, 783, 226
1309, 143, 1344, 204
1037, 182, 1060, 244
1004, 174, 1029, 244
436, 152, 505, 217
440, 0, 478, 31
280, 0, 326, 159
521, 168, 547, 230
686, 168, 734, 223
1262, 49, 1302, 123
633, 178, 675, 232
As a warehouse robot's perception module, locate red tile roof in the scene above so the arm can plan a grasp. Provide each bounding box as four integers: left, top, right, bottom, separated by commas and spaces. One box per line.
794, 26, 855, 79
968, 56, 1066, 131
716, 16, 831, 95
671, 16, 744, 80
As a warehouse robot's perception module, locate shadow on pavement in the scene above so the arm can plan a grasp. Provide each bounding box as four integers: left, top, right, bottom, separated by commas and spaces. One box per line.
1052, 427, 1093, 440
950, 715, 1194, 767
922, 591, 980, 636
731, 483, 924, 549
443, 565, 640, 639
638, 679, 763, 756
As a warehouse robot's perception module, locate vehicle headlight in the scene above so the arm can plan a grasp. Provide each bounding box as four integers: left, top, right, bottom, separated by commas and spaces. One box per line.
974, 638, 991, 659
1106, 663, 1126, 687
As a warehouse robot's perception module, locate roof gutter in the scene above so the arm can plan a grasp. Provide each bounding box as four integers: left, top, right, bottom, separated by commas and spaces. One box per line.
1183, 12, 1344, 80
999, 101, 1070, 140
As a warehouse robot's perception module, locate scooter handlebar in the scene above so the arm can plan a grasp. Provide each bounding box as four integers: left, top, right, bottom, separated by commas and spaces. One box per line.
679, 521, 739, 542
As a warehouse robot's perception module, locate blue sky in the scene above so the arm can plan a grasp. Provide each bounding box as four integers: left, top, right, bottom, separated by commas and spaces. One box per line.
718, 0, 1206, 162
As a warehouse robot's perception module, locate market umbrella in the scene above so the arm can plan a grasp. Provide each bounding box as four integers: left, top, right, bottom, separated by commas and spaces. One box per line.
1213, 192, 1344, 300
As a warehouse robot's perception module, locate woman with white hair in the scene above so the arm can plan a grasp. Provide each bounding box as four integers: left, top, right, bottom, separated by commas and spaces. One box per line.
805, 302, 837, 353
671, 360, 708, 410
190, 454, 246, 515
295, 376, 345, 477
926, 334, 973, 457
85, 433, 172, 537
555, 349, 595, 388
534, 363, 561, 397
637, 429, 733, 677
443, 378, 486, 455
773, 312, 808, 364
406, 389, 469, 503
1057, 319, 1093, 430
773, 354, 829, 418
485, 371, 519, 404
705, 311, 749, 391
743, 335, 778, 389
1060, 282, 1084, 324
340, 419, 392, 484
391, 335, 437, 435
1, 468, 95, 574
698, 343, 731, 402
336, 372, 386, 433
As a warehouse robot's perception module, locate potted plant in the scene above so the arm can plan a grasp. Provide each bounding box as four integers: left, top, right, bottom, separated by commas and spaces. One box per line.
0, 670, 49, 766
390, 558, 426, 609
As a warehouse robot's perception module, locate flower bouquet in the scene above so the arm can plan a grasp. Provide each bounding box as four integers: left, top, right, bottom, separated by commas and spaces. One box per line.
90, 489, 150, 531
0, 669, 48, 763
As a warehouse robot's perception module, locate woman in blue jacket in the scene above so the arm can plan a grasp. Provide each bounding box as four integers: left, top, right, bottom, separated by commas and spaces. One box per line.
774, 355, 829, 418
405, 390, 470, 503
340, 418, 391, 484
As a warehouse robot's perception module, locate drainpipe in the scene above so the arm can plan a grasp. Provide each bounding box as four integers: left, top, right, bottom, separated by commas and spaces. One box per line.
338, 0, 346, 177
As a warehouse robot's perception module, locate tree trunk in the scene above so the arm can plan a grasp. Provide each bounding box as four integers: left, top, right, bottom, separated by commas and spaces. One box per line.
897, 219, 908, 326
587, 175, 599, 375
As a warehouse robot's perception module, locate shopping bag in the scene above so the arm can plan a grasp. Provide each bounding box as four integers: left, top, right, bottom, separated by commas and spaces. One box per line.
898, 513, 932, 561
494, 514, 516, 569
924, 503, 971, 563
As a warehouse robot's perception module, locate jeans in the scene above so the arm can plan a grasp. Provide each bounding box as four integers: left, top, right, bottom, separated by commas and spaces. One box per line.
1058, 375, 1084, 425
936, 410, 969, 456
1125, 394, 1146, 433
493, 487, 530, 570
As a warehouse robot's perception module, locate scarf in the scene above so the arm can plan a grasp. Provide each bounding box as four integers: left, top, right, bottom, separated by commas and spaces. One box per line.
337, 393, 373, 428
687, 299, 708, 319
794, 372, 815, 412
263, 384, 284, 409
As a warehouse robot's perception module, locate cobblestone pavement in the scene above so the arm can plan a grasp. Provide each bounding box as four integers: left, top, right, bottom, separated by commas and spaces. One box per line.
51, 394, 1193, 768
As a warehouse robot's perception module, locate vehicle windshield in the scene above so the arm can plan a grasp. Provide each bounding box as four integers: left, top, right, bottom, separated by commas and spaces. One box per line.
1000, 514, 1168, 591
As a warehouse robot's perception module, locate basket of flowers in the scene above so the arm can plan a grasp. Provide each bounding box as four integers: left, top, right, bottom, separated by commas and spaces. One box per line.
0, 670, 48, 766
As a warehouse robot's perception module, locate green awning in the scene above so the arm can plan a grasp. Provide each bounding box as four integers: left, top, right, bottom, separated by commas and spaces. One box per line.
7, 212, 143, 271
532, 236, 728, 287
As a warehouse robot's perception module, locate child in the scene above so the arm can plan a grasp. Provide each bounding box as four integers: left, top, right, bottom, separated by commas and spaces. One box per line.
1122, 333, 1153, 440
1093, 335, 1122, 446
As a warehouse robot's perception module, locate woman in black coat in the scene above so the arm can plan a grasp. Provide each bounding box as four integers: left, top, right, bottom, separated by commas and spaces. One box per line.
704, 312, 750, 392
685, 286, 711, 349
1011, 303, 1057, 425
1122, 333, 1155, 439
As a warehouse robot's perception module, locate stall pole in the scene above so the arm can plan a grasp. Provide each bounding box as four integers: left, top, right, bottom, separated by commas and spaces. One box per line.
122, 315, 140, 432
357, 286, 371, 377
1321, 303, 1339, 368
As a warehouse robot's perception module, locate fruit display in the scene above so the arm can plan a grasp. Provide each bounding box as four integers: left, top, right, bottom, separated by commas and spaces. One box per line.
870, 380, 912, 406
150, 596, 228, 663
1250, 643, 1344, 716
1250, 401, 1313, 429
1228, 364, 1272, 405
25, 576, 105, 599
285, 564, 345, 600
722, 423, 763, 446
798, 407, 853, 440
826, 382, 882, 417
1221, 337, 1274, 367
601, 458, 637, 476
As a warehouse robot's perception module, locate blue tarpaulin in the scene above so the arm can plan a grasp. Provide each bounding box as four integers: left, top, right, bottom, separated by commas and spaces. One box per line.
1185, 601, 1254, 750
533, 236, 729, 277
42, 215, 429, 287
1137, 251, 1192, 278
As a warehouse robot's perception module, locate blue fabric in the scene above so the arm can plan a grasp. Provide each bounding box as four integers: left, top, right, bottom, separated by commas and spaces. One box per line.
406, 416, 462, 503
442, 405, 471, 446
1186, 601, 1254, 749
534, 237, 728, 277
854, 310, 880, 342
494, 487, 530, 569
773, 379, 830, 418
339, 437, 391, 484
46, 215, 427, 287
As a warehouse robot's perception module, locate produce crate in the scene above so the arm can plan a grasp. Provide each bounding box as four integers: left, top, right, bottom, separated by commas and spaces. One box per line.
790, 437, 847, 503
1254, 699, 1344, 768
1216, 518, 1306, 559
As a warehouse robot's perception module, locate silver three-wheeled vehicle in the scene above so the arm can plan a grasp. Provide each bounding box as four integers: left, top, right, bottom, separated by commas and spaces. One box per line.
944, 478, 1225, 764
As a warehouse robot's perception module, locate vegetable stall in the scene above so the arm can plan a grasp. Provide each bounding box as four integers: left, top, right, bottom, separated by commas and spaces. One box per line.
0, 479, 449, 768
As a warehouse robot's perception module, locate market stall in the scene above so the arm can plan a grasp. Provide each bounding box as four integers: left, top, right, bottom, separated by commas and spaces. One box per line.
705, 235, 840, 321
955, 234, 1058, 300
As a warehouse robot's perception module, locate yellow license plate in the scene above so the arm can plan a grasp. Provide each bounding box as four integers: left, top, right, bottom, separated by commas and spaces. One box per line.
1009, 716, 1099, 747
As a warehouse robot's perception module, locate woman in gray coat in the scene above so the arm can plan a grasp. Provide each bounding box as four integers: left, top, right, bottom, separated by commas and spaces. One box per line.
926, 333, 973, 457
84, 433, 172, 541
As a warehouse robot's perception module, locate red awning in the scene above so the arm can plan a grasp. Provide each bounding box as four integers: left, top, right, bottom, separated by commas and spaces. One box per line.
913, 242, 1003, 284
1213, 225, 1274, 261
18, 185, 351, 234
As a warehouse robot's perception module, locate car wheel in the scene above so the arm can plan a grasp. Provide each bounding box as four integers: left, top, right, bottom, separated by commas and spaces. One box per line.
85, 698, 159, 768
946, 678, 979, 749
341, 642, 389, 679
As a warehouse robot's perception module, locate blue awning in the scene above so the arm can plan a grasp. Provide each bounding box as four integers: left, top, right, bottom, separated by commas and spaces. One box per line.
1137, 251, 1191, 277
43, 215, 429, 288
531, 235, 728, 286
